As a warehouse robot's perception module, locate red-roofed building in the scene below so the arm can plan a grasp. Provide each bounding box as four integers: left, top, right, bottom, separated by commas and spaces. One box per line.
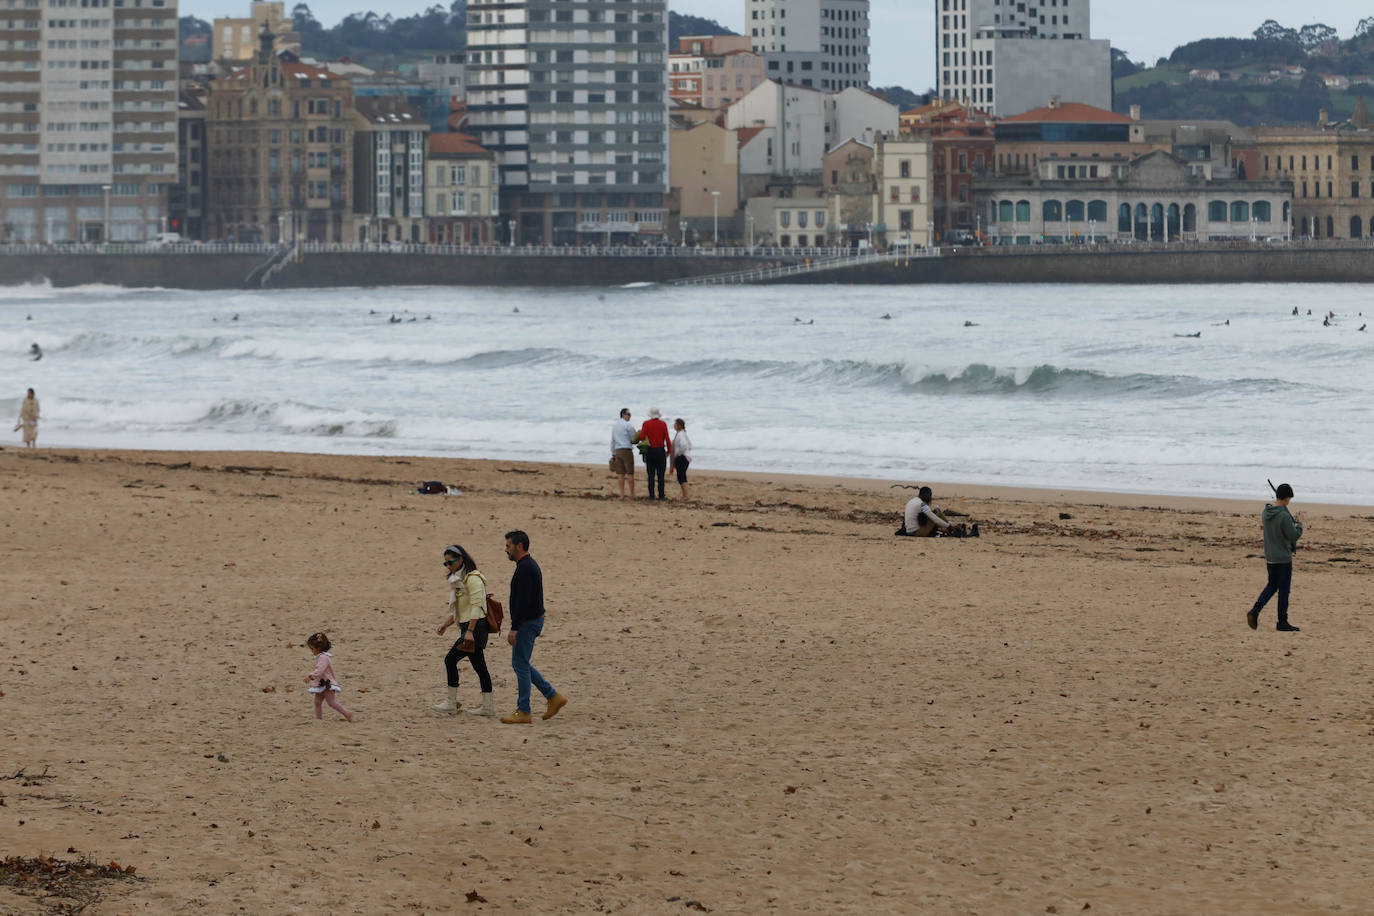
901, 100, 995, 242
994, 99, 1150, 180
427, 133, 498, 244
207, 34, 360, 242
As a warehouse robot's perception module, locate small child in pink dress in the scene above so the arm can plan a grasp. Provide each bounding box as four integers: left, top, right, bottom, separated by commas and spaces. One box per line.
304, 632, 354, 722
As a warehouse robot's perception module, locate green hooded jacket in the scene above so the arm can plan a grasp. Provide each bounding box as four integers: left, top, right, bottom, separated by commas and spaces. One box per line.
1261, 503, 1303, 563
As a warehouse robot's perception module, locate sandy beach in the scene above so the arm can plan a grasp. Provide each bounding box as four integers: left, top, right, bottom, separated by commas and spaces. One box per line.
2, 447, 1372, 914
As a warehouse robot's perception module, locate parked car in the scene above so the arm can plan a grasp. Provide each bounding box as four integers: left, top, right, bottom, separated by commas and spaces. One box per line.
155, 232, 184, 245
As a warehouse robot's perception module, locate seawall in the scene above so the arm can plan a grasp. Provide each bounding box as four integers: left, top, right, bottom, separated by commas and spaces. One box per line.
788, 246, 1374, 285
0, 251, 772, 290
1, 245, 1372, 290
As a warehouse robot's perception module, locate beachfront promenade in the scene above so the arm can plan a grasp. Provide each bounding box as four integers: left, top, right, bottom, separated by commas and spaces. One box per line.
3, 238, 1374, 288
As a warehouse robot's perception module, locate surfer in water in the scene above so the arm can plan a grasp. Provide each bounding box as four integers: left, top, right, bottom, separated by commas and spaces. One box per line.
29, 342, 41, 361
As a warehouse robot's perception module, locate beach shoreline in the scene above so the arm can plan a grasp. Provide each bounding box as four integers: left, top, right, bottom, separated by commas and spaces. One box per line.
3, 445, 1372, 913
14, 444, 1373, 517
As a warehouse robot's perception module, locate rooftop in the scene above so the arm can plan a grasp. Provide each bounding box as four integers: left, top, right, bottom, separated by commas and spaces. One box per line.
1000, 101, 1132, 124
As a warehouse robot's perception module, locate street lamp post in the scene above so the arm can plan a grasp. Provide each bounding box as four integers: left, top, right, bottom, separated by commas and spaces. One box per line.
679, 219, 687, 247
101, 183, 111, 246
746, 213, 754, 249
710, 190, 720, 245
508, 218, 516, 248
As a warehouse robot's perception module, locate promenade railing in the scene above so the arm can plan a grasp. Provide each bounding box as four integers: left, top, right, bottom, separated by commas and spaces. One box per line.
0, 241, 860, 259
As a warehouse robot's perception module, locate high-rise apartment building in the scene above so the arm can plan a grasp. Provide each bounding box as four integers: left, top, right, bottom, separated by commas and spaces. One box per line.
746, 0, 870, 91
465, 0, 668, 244
0, 0, 178, 243
936, 0, 1110, 117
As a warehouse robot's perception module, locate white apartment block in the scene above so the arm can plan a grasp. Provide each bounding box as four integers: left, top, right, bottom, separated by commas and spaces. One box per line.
746, 0, 870, 91
936, 0, 1110, 117
725, 79, 895, 176
0, 0, 178, 243
465, 0, 669, 244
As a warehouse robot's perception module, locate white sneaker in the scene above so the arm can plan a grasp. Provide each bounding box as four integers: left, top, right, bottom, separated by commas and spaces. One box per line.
432, 699, 458, 714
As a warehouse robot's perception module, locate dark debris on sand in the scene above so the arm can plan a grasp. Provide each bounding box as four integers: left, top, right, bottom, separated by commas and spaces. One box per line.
0, 852, 141, 914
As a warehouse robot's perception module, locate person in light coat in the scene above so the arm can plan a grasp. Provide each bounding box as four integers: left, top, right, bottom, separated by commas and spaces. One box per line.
15, 389, 39, 447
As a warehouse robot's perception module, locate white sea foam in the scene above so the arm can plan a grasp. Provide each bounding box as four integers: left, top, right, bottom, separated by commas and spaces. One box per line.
7, 281, 1374, 504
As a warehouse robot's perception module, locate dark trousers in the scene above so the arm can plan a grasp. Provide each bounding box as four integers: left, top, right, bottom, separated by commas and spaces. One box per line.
444, 618, 493, 693
645, 446, 667, 499
1250, 562, 1293, 625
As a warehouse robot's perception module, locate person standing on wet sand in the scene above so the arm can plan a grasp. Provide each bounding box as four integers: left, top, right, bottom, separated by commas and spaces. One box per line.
1246, 483, 1305, 632
15, 388, 39, 447
500, 530, 567, 724
611, 408, 636, 498
638, 408, 671, 500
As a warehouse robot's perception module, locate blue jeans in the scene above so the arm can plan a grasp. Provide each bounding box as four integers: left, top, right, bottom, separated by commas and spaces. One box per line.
511, 616, 555, 713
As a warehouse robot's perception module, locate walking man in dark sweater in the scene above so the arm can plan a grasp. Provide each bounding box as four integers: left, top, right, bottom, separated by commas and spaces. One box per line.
500, 530, 568, 724
1246, 483, 1305, 633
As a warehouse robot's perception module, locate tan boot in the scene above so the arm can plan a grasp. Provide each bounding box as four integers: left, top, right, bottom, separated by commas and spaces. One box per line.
542, 692, 568, 720
432, 686, 459, 714
500, 709, 533, 724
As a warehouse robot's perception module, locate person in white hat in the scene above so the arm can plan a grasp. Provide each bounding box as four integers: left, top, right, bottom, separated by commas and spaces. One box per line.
638, 408, 671, 500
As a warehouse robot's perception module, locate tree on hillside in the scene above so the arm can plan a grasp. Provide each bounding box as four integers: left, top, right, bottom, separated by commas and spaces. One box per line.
180, 15, 210, 41
1111, 48, 1142, 79
1168, 36, 1303, 69
872, 85, 924, 110
1297, 23, 1337, 52
1358, 17, 1374, 39
1253, 20, 1298, 45
669, 13, 738, 46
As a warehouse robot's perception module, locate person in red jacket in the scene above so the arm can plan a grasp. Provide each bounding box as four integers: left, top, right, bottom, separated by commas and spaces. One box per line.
637, 407, 671, 500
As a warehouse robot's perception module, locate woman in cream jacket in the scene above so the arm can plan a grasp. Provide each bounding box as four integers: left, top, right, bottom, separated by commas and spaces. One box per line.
433, 543, 495, 716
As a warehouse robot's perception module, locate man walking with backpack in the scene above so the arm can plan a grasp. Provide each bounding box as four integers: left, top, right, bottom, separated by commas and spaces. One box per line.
1246, 482, 1305, 633
500, 530, 568, 724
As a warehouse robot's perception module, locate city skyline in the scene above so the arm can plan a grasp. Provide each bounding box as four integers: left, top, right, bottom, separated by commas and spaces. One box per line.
185, 1, 1368, 91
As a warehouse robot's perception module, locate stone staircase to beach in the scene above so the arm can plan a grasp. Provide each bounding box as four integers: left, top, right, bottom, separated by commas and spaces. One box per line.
244, 243, 297, 288
670, 249, 921, 286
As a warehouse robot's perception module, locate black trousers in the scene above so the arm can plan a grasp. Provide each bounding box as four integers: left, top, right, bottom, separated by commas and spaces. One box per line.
444, 617, 492, 692
1250, 562, 1293, 625
645, 446, 667, 499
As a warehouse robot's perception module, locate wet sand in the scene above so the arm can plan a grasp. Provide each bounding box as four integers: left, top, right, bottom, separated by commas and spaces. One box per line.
2, 448, 1372, 914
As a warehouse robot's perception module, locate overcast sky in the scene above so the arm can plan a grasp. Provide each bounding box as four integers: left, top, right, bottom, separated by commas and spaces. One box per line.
184, 1, 1368, 90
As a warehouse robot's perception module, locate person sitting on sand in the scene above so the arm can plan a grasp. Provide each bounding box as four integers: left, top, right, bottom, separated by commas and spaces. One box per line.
900, 486, 951, 537
897, 486, 979, 538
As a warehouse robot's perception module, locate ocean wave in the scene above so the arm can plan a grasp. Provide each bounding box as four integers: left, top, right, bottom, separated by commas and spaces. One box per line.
51, 397, 398, 440
644, 356, 1297, 399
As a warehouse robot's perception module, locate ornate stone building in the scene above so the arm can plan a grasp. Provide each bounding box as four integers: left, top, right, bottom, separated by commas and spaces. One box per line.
978, 149, 1293, 245
205, 30, 357, 242
1254, 102, 1374, 240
